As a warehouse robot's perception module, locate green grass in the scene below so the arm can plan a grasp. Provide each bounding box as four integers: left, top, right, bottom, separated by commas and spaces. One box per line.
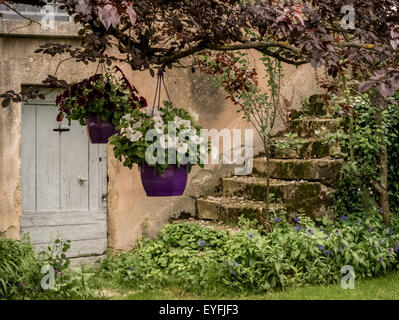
98, 271, 399, 300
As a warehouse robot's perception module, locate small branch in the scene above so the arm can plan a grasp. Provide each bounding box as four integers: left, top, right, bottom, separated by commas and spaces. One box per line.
159, 41, 207, 66
8, 19, 34, 33
3, 3, 41, 27
370, 177, 383, 194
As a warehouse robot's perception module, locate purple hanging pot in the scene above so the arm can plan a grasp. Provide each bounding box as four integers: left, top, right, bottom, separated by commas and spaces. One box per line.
85, 115, 119, 144
139, 163, 188, 197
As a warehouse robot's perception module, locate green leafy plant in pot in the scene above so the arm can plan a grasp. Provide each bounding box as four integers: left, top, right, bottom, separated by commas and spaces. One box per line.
109, 101, 208, 197
55, 66, 147, 143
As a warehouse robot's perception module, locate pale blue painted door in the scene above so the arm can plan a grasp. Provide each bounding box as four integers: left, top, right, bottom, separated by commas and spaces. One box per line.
21, 91, 107, 258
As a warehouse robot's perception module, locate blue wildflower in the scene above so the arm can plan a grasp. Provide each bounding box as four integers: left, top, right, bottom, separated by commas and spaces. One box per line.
295, 226, 302, 232
341, 215, 348, 221
335, 229, 339, 234
294, 217, 300, 222
356, 220, 361, 226
307, 229, 313, 235
232, 261, 238, 268
276, 253, 280, 259
323, 250, 331, 256
317, 245, 323, 251
388, 248, 393, 255
230, 270, 237, 276
378, 256, 383, 263
274, 217, 281, 223
368, 226, 373, 231
198, 239, 205, 247
340, 244, 345, 251
387, 228, 394, 235
129, 266, 134, 271
248, 232, 254, 238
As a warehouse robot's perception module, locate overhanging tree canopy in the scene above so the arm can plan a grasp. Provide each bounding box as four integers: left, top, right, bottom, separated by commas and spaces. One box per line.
0, 0, 398, 109
1, 0, 398, 225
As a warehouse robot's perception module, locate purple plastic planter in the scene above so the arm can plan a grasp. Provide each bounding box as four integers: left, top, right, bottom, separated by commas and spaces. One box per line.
85, 115, 119, 144
139, 163, 188, 197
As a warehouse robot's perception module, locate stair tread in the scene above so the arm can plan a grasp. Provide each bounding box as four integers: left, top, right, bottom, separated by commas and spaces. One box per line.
223, 176, 324, 186
223, 176, 328, 187
256, 158, 341, 163
253, 157, 341, 187
293, 117, 336, 122
197, 196, 283, 209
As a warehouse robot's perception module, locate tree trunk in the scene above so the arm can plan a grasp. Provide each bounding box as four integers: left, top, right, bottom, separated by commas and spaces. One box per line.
375, 109, 391, 226
264, 138, 270, 221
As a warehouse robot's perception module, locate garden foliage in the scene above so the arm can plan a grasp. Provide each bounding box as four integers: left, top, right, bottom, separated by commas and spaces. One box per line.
98, 211, 399, 295
0, 235, 97, 300
329, 93, 399, 217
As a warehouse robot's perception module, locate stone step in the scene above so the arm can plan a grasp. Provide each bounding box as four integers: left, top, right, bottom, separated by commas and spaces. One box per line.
222, 177, 334, 219
289, 94, 329, 120
271, 138, 333, 159
196, 196, 282, 223
253, 158, 341, 187
222, 177, 332, 201
290, 118, 339, 138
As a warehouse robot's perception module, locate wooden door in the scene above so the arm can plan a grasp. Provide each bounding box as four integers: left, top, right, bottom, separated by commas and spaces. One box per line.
21, 91, 107, 258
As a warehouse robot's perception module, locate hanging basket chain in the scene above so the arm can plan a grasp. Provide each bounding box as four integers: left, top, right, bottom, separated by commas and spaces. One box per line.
152, 69, 171, 115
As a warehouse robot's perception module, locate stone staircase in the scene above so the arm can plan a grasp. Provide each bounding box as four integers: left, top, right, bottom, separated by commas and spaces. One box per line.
195, 95, 342, 223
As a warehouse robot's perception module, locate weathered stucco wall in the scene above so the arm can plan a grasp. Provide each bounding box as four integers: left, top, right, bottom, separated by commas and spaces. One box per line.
0, 20, 323, 250
0, 20, 97, 239
106, 58, 325, 250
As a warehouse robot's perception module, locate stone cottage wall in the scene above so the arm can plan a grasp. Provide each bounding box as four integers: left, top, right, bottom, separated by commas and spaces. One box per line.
0, 19, 323, 250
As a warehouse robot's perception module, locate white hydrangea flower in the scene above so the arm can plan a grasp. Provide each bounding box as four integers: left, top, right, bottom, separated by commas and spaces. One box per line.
200, 145, 207, 154
174, 116, 183, 127
159, 135, 167, 149
145, 107, 153, 117
145, 107, 164, 117
176, 142, 188, 154
189, 135, 204, 144
125, 126, 134, 138
159, 134, 177, 149
168, 135, 178, 148
154, 109, 164, 116
153, 115, 163, 124
129, 131, 143, 143
123, 114, 131, 121
180, 119, 191, 128
188, 108, 199, 121
154, 122, 165, 134
132, 120, 142, 129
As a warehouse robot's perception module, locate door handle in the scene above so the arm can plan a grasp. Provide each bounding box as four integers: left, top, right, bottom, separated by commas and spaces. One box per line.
78, 176, 88, 184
